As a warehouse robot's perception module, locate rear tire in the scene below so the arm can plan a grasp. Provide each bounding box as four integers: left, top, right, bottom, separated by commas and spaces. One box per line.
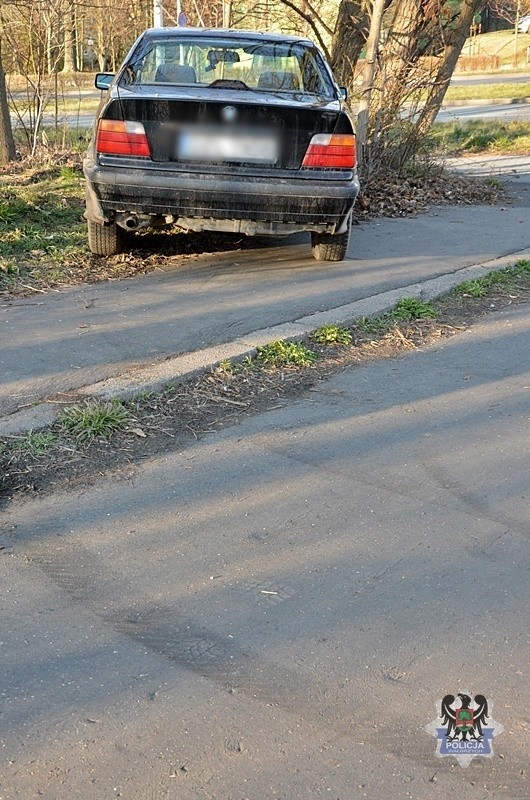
87, 219, 124, 257
311, 228, 350, 262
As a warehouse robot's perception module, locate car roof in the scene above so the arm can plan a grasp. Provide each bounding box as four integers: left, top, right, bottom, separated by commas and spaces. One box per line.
142, 27, 314, 46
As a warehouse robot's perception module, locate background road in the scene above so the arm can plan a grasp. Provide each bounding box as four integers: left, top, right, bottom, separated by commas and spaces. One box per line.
2, 165, 530, 419
450, 72, 530, 84
1, 294, 528, 799
437, 101, 530, 122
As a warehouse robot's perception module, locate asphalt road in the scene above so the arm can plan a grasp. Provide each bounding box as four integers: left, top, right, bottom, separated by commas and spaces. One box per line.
450, 72, 530, 85
1, 293, 528, 799
437, 101, 530, 122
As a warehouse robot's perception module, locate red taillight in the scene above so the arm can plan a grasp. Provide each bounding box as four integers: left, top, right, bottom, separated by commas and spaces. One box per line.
302, 133, 356, 169
96, 120, 150, 157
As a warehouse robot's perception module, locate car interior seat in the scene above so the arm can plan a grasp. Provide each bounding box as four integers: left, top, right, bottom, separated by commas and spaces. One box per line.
257, 71, 299, 91
155, 64, 197, 84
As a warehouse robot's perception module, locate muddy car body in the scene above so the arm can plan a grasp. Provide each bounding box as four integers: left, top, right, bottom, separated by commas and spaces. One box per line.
84, 28, 360, 261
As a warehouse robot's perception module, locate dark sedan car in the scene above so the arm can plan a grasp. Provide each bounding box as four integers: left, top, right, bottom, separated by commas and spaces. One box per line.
84, 28, 360, 261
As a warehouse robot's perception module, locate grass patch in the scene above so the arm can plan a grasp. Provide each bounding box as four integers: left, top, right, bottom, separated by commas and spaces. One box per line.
1, 431, 56, 456
460, 30, 530, 65
59, 398, 130, 441
256, 300, 435, 366
30, 127, 93, 154
312, 324, 353, 345
456, 278, 489, 297
444, 82, 530, 102
257, 340, 317, 367
0, 161, 86, 289
428, 119, 530, 155
11, 96, 99, 118
390, 298, 437, 321
456, 259, 530, 296
356, 298, 437, 333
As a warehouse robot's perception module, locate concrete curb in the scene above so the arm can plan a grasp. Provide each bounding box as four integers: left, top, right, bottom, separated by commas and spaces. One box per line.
2, 249, 529, 437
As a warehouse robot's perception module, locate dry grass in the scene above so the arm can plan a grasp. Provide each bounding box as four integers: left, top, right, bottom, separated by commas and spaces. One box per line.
460, 30, 530, 66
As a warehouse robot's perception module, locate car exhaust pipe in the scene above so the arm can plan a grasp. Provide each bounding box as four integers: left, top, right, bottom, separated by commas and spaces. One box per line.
124, 215, 140, 230
116, 213, 151, 232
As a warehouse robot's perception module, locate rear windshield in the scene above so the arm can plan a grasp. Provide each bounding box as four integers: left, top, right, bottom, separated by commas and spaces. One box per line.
123, 36, 337, 99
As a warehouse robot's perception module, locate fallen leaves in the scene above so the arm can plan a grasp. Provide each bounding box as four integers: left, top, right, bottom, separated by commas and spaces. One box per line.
354, 167, 504, 220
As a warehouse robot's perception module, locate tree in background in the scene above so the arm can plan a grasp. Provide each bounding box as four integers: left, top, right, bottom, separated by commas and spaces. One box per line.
61, 0, 78, 72
488, 0, 530, 25
368, 0, 483, 170
331, 0, 371, 96
281, 0, 482, 173
0, 37, 16, 164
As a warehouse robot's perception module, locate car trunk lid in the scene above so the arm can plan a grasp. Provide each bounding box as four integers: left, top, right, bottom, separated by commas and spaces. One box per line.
101, 90, 352, 171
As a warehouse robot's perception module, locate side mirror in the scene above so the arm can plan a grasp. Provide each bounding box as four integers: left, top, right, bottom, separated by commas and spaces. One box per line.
339, 86, 348, 101
95, 73, 114, 91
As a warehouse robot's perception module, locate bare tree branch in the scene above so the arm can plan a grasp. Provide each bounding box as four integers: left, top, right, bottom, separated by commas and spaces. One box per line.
277, 0, 331, 59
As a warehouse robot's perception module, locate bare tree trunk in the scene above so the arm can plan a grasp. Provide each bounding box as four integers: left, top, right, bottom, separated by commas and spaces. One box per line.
356, 0, 386, 170
0, 38, 15, 164
223, 0, 232, 27
415, 0, 481, 135
380, 0, 424, 112
46, 20, 54, 74
75, 3, 83, 74
61, 0, 78, 72
330, 0, 370, 96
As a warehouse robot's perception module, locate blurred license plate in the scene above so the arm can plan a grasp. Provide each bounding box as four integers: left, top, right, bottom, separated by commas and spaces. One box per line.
178, 130, 277, 163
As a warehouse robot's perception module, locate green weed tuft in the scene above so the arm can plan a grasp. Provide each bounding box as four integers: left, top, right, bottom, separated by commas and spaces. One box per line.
59, 399, 129, 441
312, 324, 352, 345
456, 279, 489, 297
356, 315, 387, 334
513, 259, 530, 275
217, 359, 235, 373
391, 298, 437, 321
456, 261, 530, 297
484, 177, 502, 189
6, 431, 56, 455
257, 340, 317, 367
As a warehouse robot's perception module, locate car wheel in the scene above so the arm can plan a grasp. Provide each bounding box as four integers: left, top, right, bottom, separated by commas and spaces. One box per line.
87, 219, 125, 257
311, 228, 350, 262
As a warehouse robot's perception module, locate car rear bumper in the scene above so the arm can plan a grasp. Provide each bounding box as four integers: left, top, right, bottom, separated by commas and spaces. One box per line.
84, 159, 360, 235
